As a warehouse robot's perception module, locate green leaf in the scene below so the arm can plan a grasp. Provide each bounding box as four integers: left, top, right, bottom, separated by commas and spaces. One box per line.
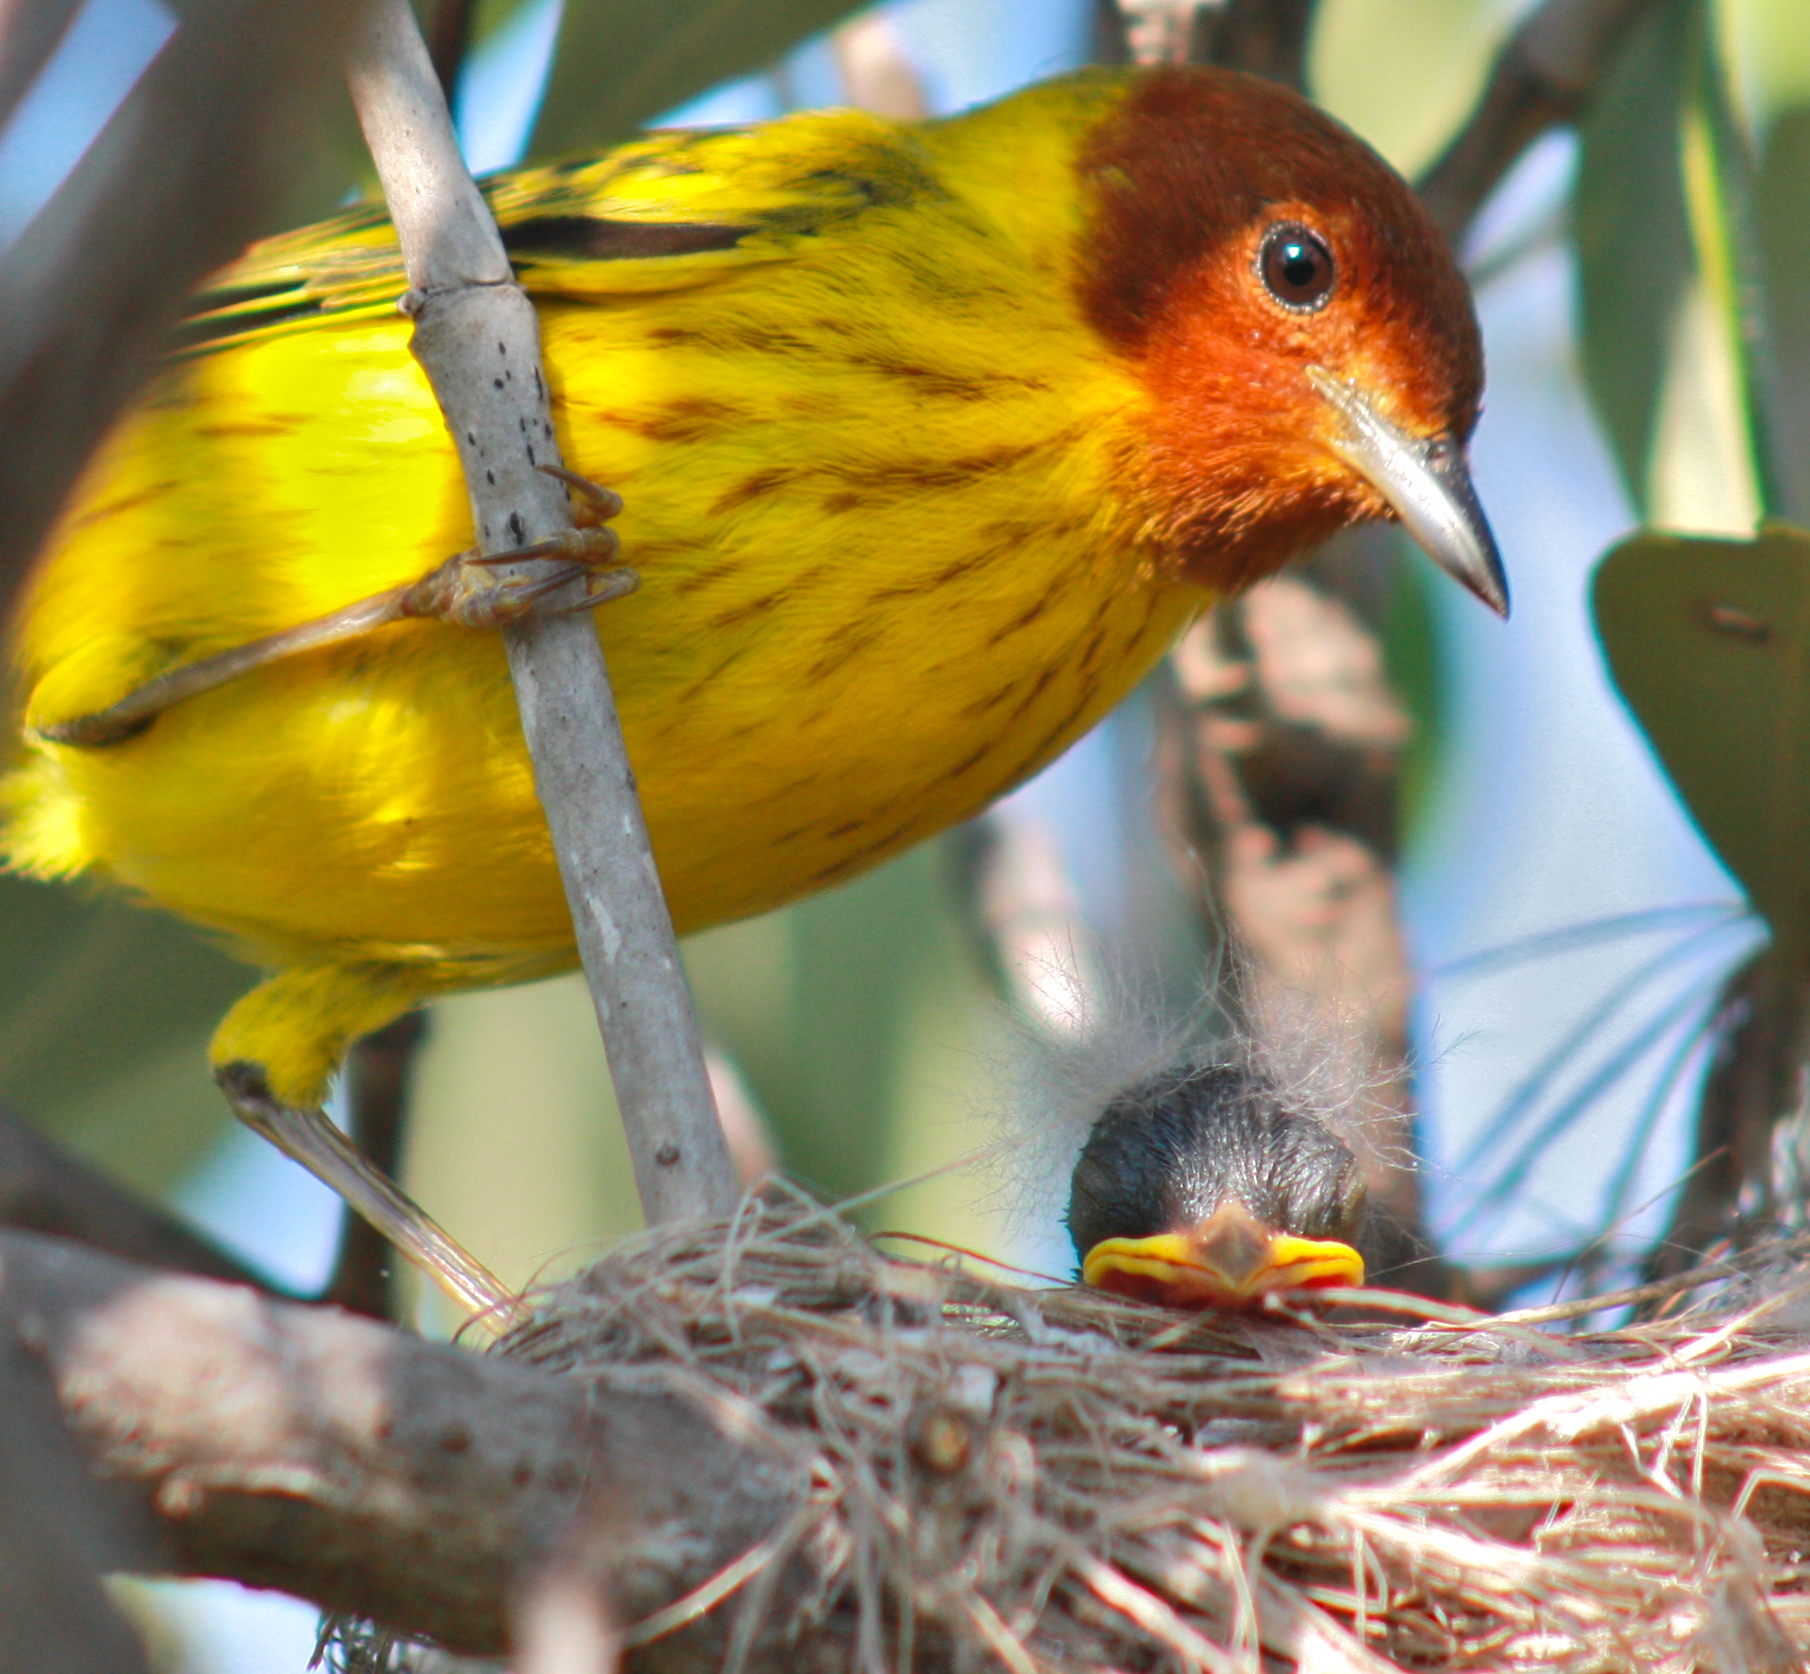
528, 0, 868, 158
1592, 524, 1810, 953
1573, 0, 1696, 512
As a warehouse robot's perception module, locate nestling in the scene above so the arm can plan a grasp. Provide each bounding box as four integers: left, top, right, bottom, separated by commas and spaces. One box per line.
1070, 1064, 1367, 1310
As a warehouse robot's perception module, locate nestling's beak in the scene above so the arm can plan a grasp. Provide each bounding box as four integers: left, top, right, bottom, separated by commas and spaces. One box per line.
1080, 1197, 1365, 1312
1307, 366, 1509, 618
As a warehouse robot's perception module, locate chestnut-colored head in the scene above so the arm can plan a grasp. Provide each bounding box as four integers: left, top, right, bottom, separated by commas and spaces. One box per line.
1079, 67, 1503, 612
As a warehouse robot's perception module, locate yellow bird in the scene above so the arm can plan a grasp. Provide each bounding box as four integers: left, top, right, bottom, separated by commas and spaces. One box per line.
4, 66, 1501, 1294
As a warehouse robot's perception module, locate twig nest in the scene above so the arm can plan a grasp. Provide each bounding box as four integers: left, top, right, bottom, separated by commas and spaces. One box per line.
349, 1188, 1810, 1672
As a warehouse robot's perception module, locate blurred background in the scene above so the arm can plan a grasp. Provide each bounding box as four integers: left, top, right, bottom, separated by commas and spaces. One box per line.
3, 0, 1809, 1664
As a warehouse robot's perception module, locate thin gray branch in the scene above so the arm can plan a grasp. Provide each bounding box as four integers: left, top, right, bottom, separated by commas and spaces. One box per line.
0, 1230, 794, 1658
344, 0, 737, 1226
0, 0, 365, 620
1417, 0, 1660, 240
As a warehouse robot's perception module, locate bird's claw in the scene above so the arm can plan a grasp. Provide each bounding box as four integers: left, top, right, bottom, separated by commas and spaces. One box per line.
536, 463, 624, 526
398, 539, 638, 629
397, 472, 637, 629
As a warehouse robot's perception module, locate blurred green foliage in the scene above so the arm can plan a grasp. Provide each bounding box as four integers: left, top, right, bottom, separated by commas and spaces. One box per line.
1586, 0, 1810, 969
1576, 0, 1696, 514
685, 837, 993, 1213
1757, 105, 1810, 522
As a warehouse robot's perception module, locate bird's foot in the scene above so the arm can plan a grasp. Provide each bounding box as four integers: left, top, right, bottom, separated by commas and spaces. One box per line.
216, 1059, 516, 1325
400, 465, 636, 629
37, 466, 633, 749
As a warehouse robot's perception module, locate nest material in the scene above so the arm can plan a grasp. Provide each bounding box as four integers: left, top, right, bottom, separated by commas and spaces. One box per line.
376, 1186, 1810, 1673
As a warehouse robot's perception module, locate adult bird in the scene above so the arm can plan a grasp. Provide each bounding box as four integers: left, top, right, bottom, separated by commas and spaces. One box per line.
4, 65, 1503, 1303
1069, 1064, 1367, 1311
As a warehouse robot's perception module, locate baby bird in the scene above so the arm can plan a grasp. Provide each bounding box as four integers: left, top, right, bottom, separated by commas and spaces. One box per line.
1069, 1064, 1367, 1310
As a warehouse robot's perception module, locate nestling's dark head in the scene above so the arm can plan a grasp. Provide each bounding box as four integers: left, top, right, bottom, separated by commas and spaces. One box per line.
1067, 1064, 1367, 1311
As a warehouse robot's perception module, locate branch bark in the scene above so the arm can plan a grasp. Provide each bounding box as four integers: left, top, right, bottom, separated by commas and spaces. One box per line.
343, 0, 738, 1225
0, 1340, 158, 1674
0, 1229, 795, 1658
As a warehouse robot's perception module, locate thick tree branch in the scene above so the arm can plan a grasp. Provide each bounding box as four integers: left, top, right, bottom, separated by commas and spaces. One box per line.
0, 1342, 158, 1673
0, 1230, 795, 1658
344, 0, 737, 1227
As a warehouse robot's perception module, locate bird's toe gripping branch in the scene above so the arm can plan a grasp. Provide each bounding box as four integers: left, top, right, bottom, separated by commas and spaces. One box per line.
402, 462, 637, 629
211, 966, 511, 1319
35, 467, 635, 749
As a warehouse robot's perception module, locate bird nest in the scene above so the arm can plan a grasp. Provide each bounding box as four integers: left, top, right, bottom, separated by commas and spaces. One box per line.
343, 1186, 1810, 1673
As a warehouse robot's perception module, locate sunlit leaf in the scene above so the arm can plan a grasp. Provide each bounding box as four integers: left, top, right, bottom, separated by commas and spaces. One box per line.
528, 0, 866, 158
1573, 0, 1695, 511
1593, 524, 1810, 952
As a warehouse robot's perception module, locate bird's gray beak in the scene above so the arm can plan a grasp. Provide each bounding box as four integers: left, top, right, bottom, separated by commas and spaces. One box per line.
1307, 367, 1509, 618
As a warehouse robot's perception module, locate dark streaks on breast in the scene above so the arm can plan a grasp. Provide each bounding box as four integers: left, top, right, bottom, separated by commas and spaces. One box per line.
711, 468, 799, 516
676, 643, 752, 705
808, 621, 884, 682
1009, 689, 1099, 790
809, 818, 919, 886
710, 589, 787, 630
998, 663, 1059, 727
716, 442, 1039, 520
671, 559, 743, 596
983, 581, 1062, 648
601, 398, 738, 444
841, 352, 1051, 402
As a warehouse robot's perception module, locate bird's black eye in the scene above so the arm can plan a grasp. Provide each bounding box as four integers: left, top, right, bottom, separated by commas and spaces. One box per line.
1259, 223, 1336, 313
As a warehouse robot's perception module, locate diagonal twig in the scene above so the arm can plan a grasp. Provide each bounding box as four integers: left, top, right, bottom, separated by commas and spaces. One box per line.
344, 0, 738, 1226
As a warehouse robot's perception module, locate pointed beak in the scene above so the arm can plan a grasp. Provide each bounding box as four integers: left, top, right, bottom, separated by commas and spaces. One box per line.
1307, 366, 1509, 618
1080, 1197, 1365, 1312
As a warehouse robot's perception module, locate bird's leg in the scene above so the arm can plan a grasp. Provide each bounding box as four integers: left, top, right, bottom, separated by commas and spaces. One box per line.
37, 467, 633, 749
216, 1060, 513, 1321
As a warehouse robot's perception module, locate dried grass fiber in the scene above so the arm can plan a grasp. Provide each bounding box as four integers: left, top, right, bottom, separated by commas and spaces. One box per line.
390, 1186, 1810, 1672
